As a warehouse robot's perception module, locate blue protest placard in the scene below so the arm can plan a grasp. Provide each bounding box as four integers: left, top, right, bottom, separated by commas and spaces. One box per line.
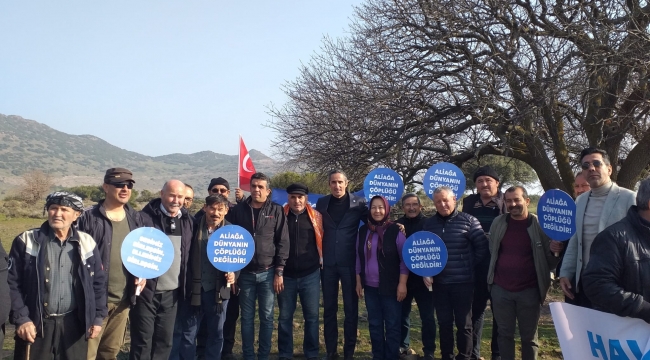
121, 227, 175, 279
207, 225, 255, 272
423, 162, 466, 199
363, 168, 404, 206
402, 231, 448, 277
537, 189, 576, 240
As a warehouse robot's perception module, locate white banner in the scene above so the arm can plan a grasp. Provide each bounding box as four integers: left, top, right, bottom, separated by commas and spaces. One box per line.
550, 302, 650, 359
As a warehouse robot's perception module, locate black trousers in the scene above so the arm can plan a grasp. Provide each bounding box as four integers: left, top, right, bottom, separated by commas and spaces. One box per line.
220, 290, 239, 356
434, 283, 474, 360
129, 290, 179, 360
471, 265, 499, 360
322, 264, 358, 358
14, 313, 87, 360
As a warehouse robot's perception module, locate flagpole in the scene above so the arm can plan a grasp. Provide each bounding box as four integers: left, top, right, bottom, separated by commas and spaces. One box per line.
237, 135, 241, 190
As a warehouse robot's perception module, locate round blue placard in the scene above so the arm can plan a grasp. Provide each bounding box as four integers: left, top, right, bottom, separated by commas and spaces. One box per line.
537, 189, 576, 240
207, 225, 255, 272
121, 227, 175, 279
363, 168, 404, 206
423, 163, 466, 199
402, 231, 449, 277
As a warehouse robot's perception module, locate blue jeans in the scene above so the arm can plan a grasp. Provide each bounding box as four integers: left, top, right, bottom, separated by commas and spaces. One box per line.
401, 284, 436, 356
170, 290, 229, 360
322, 265, 358, 357
239, 268, 276, 360
277, 269, 321, 359
364, 286, 402, 360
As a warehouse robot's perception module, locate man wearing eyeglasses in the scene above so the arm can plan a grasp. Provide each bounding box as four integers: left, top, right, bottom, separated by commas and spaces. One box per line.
183, 184, 195, 211
78, 168, 146, 360
559, 147, 636, 308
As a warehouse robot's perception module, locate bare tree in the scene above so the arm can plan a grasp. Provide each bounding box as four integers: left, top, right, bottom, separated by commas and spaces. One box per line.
20, 170, 53, 204
269, 0, 650, 192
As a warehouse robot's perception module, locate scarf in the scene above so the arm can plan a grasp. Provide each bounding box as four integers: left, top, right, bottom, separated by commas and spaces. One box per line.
366, 196, 392, 260
283, 203, 324, 262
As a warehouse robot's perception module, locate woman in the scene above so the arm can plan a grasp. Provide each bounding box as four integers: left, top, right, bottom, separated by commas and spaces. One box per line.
356, 195, 409, 360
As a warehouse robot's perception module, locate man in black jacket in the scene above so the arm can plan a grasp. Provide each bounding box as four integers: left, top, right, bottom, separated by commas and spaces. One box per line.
316, 170, 368, 360
396, 193, 435, 359
582, 177, 650, 323
423, 186, 490, 360
129, 180, 194, 360
227, 172, 289, 360
0, 241, 8, 360
78, 167, 145, 360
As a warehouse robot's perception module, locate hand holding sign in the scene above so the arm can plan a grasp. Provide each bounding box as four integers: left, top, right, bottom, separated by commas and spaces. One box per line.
423, 163, 466, 199
207, 225, 256, 288
537, 189, 577, 256
402, 231, 449, 291
363, 168, 404, 206
121, 227, 175, 296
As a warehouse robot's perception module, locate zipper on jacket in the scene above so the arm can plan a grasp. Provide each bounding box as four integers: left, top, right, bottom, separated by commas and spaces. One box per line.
35, 252, 44, 336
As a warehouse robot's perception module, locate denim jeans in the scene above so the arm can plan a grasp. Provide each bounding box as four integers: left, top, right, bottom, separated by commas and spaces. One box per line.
170, 290, 229, 360
239, 268, 276, 360
322, 265, 358, 357
400, 284, 436, 356
277, 269, 321, 359
364, 286, 402, 360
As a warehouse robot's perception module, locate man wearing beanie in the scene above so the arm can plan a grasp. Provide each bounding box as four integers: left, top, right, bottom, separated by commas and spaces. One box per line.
462, 165, 506, 360
277, 184, 323, 360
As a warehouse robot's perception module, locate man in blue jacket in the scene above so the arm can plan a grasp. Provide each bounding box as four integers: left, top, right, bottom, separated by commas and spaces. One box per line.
423, 186, 489, 360
316, 170, 368, 360
9, 192, 107, 360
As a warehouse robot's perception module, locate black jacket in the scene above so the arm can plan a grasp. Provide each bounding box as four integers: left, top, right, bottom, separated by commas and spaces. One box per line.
7, 222, 107, 338
0, 241, 10, 357
77, 200, 145, 298
285, 210, 320, 278
316, 192, 368, 267
396, 214, 427, 291
358, 224, 402, 296
582, 206, 650, 323
136, 198, 194, 303
421, 209, 489, 285
226, 197, 289, 273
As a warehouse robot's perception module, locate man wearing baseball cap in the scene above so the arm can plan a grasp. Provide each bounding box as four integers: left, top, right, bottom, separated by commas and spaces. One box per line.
78, 168, 146, 360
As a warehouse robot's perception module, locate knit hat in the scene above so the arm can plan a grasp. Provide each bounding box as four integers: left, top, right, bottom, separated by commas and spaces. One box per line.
208, 177, 230, 191
473, 165, 500, 183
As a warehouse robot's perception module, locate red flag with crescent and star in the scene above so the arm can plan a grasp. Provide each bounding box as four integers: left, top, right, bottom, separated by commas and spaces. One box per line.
238, 136, 256, 192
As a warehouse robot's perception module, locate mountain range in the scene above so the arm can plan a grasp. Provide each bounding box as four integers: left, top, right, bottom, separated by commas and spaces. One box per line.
0, 114, 279, 195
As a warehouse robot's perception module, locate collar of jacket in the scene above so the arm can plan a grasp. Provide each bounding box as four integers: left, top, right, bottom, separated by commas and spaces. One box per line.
400, 213, 424, 224
244, 195, 272, 210
146, 198, 190, 219
504, 212, 534, 227
435, 208, 459, 220
96, 199, 137, 219
35, 221, 81, 245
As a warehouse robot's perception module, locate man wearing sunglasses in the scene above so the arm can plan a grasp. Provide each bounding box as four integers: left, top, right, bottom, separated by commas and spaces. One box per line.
559, 147, 636, 308
78, 167, 146, 360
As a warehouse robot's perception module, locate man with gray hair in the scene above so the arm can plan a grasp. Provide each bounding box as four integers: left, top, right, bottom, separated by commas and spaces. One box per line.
582, 177, 650, 322
422, 186, 489, 360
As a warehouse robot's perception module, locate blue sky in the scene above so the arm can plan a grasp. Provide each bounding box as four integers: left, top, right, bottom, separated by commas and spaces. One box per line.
0, 1, 362, 157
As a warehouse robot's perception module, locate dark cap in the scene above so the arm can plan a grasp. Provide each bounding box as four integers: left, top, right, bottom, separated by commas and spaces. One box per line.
473, 165, 500, 183
286, 183, 309, 195
208, 177, 230, 191
104, 167, 135, 184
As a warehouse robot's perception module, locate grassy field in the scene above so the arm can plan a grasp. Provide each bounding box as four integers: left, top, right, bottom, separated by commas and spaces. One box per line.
0, 216, 564, 359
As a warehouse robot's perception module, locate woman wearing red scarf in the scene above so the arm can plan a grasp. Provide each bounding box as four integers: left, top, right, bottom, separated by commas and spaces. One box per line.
356, 195, 409, 359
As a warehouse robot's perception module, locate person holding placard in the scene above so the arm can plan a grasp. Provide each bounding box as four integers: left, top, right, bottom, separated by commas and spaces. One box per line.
487, 186, 562, 360
9, 192, 107, 360
355, 195, 409, 360
559, 147, 636, 308
422, 186, 489, 360
170, 194, 236, 360
395, 193, 436, 360
462, 165, 506, 360
129, 180, 194, 360
227, 172, 289, 360
277, 183, 323, 360
78, 167, 146, 360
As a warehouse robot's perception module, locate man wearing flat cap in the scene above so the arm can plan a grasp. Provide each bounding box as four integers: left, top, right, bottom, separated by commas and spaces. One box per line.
276, 184, 323, 360
462, 165, 506, 360
9, 192, 107, 359
78, 168, 146, 360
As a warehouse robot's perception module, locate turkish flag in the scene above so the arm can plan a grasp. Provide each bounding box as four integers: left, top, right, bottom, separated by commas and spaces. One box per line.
238, 136, 256, 192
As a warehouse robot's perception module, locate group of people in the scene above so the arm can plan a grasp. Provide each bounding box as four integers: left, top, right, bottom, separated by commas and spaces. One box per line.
1, 145, 649, 360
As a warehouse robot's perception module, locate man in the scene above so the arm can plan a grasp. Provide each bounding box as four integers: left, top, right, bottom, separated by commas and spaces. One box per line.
422, 186, 489, 360
8, 192, 107, 359
183, 183, 195, 211
583, 177, 650, 322
129, 180, 194, 360
316, 169, 368, 360
462, 165, 506, 360
227, 172, 289, 360
395, 193, 436, 360
171, 194, 236, 360
559, 147, 636, 308
487, 186, 563, 360
278, 183, 323, 360
0, 240, 8, 360
78, 168, 145, 360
